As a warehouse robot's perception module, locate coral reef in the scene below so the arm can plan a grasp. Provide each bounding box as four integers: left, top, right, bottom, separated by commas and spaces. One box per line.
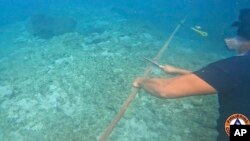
29, 14, 77, 39
0, 6, 228, 141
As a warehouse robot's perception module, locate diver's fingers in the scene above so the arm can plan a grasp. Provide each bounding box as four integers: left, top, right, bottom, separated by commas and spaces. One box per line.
159, 65, 164, 69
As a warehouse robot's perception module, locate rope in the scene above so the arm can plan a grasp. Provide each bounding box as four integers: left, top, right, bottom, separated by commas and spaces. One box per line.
99, 16, 187, 141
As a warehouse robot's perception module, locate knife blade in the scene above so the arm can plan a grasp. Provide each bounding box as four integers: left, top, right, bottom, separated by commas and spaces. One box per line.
143, 57, 163, 68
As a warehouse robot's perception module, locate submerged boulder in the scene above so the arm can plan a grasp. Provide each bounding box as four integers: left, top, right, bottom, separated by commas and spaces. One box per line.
29, 14, 77, 39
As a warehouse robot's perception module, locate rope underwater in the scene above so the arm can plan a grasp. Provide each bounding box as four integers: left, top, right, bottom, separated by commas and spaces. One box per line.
99, 16, 187, 141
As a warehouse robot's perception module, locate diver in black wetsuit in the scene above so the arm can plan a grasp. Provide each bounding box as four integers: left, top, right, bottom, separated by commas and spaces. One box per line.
133, 8, 250, 141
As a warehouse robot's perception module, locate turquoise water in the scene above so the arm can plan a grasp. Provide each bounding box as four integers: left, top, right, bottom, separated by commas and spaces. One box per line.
0, 0, 249, 141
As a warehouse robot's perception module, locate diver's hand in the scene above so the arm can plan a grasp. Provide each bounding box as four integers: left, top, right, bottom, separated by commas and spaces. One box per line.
160, 65, 179, 74
133, 77, 146, 88
161, 65, 191, 75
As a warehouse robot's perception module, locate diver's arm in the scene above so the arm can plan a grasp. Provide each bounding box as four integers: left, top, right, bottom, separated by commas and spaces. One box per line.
160, 65, 191, 75
133, 73, 217, 98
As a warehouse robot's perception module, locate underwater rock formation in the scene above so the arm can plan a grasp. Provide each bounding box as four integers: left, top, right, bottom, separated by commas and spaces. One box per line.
29, 14, 77, 39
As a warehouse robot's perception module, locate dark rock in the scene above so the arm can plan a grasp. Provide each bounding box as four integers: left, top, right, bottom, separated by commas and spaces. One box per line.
29, 14, 77, 39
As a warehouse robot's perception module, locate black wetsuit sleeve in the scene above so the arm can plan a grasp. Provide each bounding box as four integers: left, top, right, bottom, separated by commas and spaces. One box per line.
193, 57, 243, 94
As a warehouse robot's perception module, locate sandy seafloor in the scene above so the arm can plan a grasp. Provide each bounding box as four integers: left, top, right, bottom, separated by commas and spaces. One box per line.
0, 7, 233, 141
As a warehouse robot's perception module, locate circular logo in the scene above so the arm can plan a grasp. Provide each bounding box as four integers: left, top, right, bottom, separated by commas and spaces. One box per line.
225, 114, 250, 136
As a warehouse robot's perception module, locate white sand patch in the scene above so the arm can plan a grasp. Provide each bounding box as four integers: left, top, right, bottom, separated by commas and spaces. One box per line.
0, 85, 13, 98
54, 55, 74, 65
